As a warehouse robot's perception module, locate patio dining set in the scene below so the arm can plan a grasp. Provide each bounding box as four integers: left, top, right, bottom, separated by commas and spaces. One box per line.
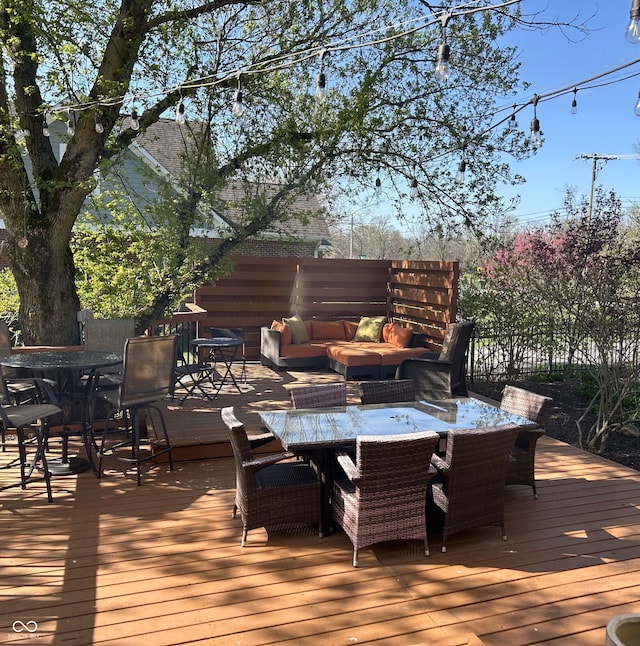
0, 318, 553, 568
218, 320, 554, 566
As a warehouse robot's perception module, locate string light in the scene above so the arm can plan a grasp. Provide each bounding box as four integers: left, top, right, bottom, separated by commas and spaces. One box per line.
175, 101, 186, 124
129, 107, 140, 130
626, 0, 640, 44
67, 110, 75, 136
635, 89, 640, 116
315, 49, 328, 103
232, 75, 243, 118
42, 116, 49, 137
7, 0, 640, 178
530, 95, 541, 149
94, 113, 104, 134
571, 88, 578, 114
434, 12, 451, 81
456, 158, 467, 184
410, 166, 419, 198
508, 104, 518, 130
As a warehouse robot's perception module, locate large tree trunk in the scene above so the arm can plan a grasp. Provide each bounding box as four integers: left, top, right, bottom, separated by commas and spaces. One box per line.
10, 232, 81, 346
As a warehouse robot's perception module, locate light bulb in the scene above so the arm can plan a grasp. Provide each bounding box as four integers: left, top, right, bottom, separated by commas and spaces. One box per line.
42, 120, 49, 137
375, 176, 382, 196
626, 0, 640, 44
67, 119, 75, 136
635, 90, 640, 116
508, 111, 517, 130
628, 18, 640, 43
435, 43, 450, 81
130, 108, 140, 130
571, 90, 578, 115
22, 128, 30, 137
315, 72, 327, 103
232, 89, 243, 118
94, 115, 104, 134
410, 177, 419, 199
456, 160, 467, 184
530, 117, 541, 148
175, 101, 185, 124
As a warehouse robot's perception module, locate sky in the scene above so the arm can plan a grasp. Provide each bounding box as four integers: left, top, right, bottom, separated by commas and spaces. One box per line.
499, 0, 640, 226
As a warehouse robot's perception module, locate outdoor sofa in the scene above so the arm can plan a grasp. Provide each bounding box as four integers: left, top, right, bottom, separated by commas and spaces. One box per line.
260, 314, 427, 380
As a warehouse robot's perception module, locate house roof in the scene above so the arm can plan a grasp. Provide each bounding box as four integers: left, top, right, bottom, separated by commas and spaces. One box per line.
135, 119, 329, 242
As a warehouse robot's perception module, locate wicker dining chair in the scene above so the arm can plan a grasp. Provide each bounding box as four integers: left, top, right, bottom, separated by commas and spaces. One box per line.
289, 382, 347, 409
396, 320, 474, 400
500, 385, 553, 498
221, 407, 321, 546
332, 431, 440, 567
358, 379, 416, 405
430, 424, 520, 552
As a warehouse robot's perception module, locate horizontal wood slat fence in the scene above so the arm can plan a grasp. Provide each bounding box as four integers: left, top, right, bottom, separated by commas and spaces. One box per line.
169, 256, 458, 361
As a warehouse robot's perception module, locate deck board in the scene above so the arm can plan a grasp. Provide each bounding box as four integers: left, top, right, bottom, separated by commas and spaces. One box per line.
2, 364, 640, 645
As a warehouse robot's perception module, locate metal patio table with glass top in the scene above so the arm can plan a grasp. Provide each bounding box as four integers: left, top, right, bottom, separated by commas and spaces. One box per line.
259, 396, 538, 535
0, 350, 122, 475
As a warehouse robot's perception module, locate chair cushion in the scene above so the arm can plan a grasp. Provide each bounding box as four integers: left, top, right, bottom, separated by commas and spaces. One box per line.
283, 314, 309, 344
354, 316, 386, 342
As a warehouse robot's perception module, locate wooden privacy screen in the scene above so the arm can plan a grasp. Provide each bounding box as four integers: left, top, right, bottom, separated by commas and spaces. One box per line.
192, 256, 458, 361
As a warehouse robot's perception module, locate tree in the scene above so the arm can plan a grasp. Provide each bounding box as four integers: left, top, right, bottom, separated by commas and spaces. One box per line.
465, 187, 640, 453
0, 1, 588, 344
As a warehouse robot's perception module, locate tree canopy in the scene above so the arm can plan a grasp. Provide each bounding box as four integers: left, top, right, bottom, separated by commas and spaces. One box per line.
0, 0, 588, 343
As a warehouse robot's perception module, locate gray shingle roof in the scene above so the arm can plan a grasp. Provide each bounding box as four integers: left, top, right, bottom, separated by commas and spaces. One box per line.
136, 119, 329, 241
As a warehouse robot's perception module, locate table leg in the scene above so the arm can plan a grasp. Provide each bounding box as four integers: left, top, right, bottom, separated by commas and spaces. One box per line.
212, 348, 243, 396
302, 448, 333, 537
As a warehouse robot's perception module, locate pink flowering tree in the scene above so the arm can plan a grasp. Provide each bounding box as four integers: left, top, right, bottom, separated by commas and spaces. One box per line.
463, 188, 640, 452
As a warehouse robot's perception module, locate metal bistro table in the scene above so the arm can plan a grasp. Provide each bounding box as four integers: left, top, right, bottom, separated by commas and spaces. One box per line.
259, 396, 538, 536
0, 350, 122, 475
189, 337, 244, 399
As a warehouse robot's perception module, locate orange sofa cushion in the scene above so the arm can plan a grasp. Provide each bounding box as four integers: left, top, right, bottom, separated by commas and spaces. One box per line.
280, 342, 332, 359
342, 320, 359, 339
311, 320, 346, 341
375, 345, 427, 365
326, 342, 383, 367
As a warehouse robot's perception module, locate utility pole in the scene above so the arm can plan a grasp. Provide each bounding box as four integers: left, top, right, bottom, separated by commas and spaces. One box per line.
577, 153, 640, 222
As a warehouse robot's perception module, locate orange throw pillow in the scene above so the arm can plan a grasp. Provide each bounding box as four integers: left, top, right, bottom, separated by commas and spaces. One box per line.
271, 320, 292, 346
384, 322, 413, 348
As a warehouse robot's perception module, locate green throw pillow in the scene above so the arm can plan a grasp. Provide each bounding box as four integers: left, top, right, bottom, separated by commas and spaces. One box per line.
354, 316, 386, 342
283, 313, 309, 344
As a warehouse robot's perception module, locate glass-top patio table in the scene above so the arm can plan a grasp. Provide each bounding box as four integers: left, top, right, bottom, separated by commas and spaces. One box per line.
259, 397, 537, 449
259, 396, 538, 536
0, 350, 122, 475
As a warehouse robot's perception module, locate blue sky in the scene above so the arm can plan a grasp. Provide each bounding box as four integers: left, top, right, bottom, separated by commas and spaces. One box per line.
500, 0, 640, 225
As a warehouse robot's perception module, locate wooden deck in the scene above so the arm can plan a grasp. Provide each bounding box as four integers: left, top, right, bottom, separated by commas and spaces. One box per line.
2, 363, 640, 645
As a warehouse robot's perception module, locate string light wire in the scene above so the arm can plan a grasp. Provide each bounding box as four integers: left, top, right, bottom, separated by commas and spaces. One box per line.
29, 0, 522, 117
